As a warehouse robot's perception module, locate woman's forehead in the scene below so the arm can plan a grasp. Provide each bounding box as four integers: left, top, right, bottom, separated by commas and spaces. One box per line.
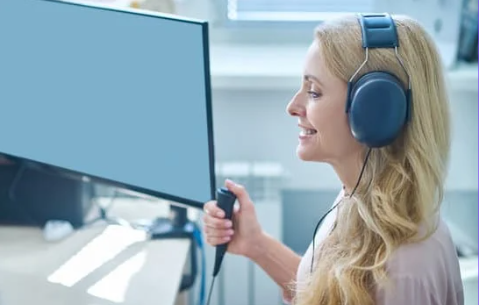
303, 42, 334, 86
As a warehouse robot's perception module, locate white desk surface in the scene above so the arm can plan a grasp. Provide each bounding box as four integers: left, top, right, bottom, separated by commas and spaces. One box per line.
0, 198, 198, 305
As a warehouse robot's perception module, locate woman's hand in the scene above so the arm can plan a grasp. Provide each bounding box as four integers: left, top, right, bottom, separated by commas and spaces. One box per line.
202, 179, 263, 258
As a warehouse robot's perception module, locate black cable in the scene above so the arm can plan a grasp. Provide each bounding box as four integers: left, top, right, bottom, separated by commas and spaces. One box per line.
206, 276, 216, 305
348, 147, 372, 198
83, 188, 134, 228
310, 148, 372, 273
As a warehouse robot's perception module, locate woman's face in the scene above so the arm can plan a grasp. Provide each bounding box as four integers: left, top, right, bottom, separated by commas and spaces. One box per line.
286, 41, 362, 164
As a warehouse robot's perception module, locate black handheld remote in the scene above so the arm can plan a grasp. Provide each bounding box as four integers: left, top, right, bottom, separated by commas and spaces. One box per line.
212, 187, 236, 277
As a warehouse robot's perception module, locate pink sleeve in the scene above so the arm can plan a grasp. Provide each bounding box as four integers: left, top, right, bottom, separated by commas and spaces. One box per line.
375, 275, 439, 305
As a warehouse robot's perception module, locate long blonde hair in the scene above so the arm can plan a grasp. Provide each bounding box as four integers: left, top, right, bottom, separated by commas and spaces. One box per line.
293, 14, 451, 305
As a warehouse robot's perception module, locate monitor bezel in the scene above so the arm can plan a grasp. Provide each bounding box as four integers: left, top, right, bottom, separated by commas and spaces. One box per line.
2, 0, 216, 210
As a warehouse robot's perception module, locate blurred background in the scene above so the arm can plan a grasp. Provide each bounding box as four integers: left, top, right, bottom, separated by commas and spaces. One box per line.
0, 0, 477, 305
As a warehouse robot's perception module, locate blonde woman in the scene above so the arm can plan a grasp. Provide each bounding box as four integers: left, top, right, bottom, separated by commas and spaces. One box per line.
203, 13, 463, 305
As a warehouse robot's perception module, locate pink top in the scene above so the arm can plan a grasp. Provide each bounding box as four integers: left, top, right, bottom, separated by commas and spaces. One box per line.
284, 190, 464, 305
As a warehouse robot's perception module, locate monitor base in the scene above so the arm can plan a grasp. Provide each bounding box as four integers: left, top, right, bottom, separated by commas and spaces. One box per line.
147, 206, 198, 292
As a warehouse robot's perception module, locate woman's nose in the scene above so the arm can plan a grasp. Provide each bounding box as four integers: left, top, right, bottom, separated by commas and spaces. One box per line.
286, 94, 306, 117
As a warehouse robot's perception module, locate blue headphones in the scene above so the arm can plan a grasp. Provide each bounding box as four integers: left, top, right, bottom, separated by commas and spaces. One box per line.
345, 13, 412, 148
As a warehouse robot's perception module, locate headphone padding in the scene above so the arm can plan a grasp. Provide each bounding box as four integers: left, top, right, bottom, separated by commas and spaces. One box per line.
348, 72, 407, 147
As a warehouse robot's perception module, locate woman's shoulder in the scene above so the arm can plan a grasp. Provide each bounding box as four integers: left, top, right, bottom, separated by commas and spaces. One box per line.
379, 217, 464, 303
387, 217, 460, 275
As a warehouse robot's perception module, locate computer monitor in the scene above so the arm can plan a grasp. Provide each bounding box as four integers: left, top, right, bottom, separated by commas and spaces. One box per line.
0, 0, 215, 209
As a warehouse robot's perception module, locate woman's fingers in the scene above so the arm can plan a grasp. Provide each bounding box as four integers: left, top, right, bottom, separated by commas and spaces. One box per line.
204, 200, 225, 218
206, 235, 232, 246
204, 226, 234, 238
202, 197, 236, 247
203, 214, 232, 229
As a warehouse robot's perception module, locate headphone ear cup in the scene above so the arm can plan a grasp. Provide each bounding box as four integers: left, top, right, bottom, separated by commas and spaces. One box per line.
348, 72, 408, 148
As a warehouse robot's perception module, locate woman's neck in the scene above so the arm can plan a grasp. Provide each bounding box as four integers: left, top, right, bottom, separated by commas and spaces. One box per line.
332, 156, 363, 196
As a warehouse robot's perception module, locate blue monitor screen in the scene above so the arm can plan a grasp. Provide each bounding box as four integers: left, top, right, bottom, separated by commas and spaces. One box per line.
0, 0, 215, 208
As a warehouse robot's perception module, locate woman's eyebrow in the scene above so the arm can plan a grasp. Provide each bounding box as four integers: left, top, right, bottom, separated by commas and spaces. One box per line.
303, 74, 324, 87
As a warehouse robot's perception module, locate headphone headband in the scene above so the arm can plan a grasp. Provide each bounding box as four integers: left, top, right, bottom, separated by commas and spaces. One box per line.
345, 13, 411, 148
358, 13, 398, 49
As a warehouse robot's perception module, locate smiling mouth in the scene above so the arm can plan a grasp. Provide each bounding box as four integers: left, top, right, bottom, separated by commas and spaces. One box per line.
299, 127, 317, 137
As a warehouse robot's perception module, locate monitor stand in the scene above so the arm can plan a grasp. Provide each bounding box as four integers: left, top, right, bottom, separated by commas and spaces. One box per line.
149, 205, 194, 239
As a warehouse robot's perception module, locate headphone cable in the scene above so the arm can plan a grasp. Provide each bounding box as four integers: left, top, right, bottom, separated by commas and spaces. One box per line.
310, 148, 372, 273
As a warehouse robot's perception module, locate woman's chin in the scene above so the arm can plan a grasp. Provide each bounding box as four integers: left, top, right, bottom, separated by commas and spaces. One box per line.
296, 142, 328, 162
296, 146, 318, 162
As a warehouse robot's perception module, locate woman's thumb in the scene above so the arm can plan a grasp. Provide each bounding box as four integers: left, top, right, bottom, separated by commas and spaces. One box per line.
225, 179, 252, 207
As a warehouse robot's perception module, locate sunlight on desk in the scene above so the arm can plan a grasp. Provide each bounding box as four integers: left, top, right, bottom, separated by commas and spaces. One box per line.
48, 225, 148, 288
87, 250, 147, 303
0, 199, 195, 305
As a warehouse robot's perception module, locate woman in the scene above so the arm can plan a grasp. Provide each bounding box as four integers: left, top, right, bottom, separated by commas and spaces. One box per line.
203, 13, 464, 305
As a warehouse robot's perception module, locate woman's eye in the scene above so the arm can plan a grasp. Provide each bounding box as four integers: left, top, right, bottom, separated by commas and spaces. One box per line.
307, 91, 321, 99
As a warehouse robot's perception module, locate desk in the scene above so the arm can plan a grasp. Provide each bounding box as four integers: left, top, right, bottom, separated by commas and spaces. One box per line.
0, 198, 198, 305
